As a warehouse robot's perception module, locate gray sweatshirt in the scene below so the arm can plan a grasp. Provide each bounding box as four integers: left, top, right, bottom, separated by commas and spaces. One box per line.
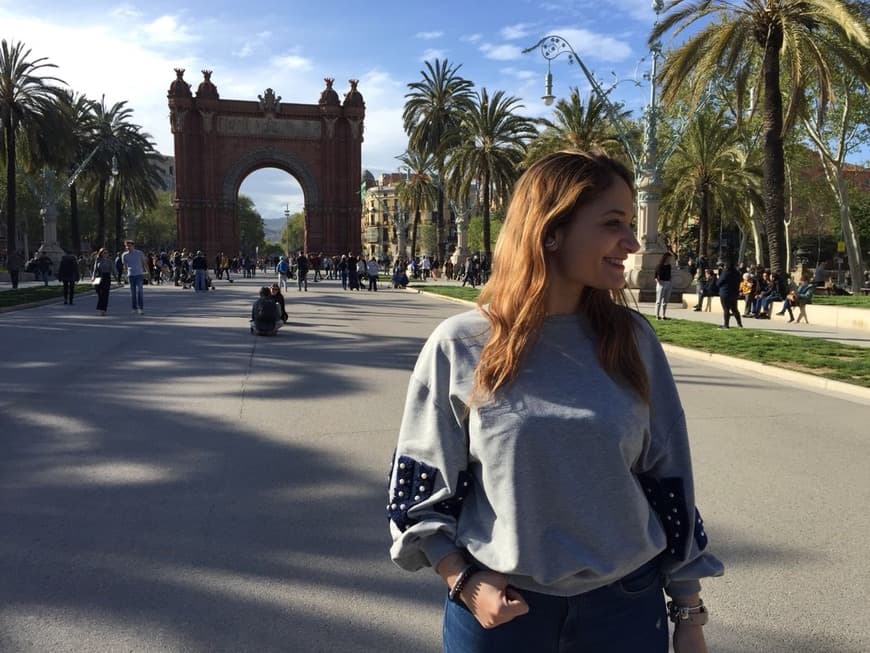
388, 308, 723, 598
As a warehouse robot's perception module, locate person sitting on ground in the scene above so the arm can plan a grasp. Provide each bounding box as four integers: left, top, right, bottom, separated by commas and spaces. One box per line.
250, 286, 282, 335
270, 283, 288, 322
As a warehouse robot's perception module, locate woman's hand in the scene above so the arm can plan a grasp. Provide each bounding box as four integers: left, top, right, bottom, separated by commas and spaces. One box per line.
673, 623, 708, 653
459, 570, 529, 629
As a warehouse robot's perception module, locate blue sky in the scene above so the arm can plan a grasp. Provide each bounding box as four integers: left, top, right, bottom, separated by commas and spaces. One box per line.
3, 0, 699, 220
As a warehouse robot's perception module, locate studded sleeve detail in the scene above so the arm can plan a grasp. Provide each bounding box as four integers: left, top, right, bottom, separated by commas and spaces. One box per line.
433, 470, 473, 518
387, 456, 439, 532
638, 475, 691, 561
694, 509, 708, 551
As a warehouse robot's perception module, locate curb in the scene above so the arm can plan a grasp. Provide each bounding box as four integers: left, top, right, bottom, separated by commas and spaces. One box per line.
411, 288, 870, 406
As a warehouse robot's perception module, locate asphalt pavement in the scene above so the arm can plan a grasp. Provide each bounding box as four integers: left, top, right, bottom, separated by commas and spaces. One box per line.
1, 275, 868, 652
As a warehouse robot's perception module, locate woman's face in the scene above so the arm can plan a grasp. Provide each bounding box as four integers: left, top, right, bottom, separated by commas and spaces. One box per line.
547, 177, 639, 294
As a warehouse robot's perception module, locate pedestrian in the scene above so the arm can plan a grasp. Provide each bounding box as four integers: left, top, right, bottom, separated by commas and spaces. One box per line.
338, 254, 349, 290
296, 251, 309, 292
36, 252, 52, 286
122, 240, 147, 315
191, 250, 208, 291
387, 150, 722, 653
92, 248, 114, 315
367, 256, 379, 291
57, 251, 80, 305
6, 250, 22, 289
654, 252, 673, 320
716, 258, 743, 329
276, 256, 290, 292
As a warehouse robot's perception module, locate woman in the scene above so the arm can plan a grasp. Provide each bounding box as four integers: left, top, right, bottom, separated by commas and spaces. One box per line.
92, 248, 114, 316
654, 252, 673, 320
270, 283, 288, 322
388, 151, 722, 653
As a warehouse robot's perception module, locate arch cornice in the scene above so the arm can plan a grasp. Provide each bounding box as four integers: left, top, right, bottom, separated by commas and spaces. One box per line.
222, 148, 321, 207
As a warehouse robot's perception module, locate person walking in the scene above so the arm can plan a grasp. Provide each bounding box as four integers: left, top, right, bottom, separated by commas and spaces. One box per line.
36, 252, 52, 286
654, 252, 673, 320
296, 251, 309, 292
92, 248, 114, 315
388, 150, 722, 653
121, 240, 147, 315
716, 259, 743, 329
6, 250, 22, 289
367, 256, 379, 291
57, 251, 80, 305
276, 256, 290, 292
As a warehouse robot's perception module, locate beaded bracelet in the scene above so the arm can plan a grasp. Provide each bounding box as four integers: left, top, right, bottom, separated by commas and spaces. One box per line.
448, 564, 480, 603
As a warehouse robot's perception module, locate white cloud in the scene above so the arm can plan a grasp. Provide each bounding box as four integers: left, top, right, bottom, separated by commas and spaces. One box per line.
111, 4, 142, 19
416, 31, 444, 40
537, 27, 633, 63
500, 23, 532, 40
139, 15, 199, 45
269, 54, 313, 71
500, 67, 537, 81
479, 43, 523, 61
461, 33, 483, 43
420, 48, 447, 62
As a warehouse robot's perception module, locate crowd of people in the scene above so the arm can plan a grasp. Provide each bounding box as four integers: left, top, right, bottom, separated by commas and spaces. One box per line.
687, 255, 819, 328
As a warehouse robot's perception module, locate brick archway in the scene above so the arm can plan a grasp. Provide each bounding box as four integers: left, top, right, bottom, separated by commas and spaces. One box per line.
167, 70, 364, 256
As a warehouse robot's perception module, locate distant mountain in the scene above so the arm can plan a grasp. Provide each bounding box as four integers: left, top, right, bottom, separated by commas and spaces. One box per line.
262, 218, 285, 242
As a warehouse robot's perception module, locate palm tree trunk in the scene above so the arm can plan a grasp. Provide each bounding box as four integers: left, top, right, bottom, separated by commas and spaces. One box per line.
761, 26, 787, 276
699, 185, 710, 260
411, 209, 420, 259
96, 178, 106, 248
436, 182, 445, 261
69, 183, 80, 254
5, 114, 16, 253
114, 191, 122, 251
482, 171, 492, 259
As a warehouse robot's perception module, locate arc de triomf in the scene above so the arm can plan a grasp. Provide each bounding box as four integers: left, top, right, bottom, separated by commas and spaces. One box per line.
167, 69, 365, 256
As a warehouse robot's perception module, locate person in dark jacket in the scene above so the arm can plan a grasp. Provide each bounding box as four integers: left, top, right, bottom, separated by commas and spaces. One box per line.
191, 251, 209, 292
57, 252, 80, 304
270, 283, 288, 322
716, 260, 743, 329
250, 286, 281, 335
93, 248, 114, 315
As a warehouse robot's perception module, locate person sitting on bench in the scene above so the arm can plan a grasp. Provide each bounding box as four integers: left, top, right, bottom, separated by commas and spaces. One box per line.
250, 286, 282, 335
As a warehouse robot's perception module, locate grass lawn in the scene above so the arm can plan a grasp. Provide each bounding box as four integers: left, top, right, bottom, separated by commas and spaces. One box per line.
812, 294, 870, 308
408, 283, 481, 302
0, 283, 95, 309
414, 285, 870, 389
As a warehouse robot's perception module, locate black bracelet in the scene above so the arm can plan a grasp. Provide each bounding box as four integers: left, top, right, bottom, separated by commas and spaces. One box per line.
448, 564, 480, 603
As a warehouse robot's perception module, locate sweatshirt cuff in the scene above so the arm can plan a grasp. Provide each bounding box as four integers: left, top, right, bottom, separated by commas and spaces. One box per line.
420, 532, 461, 569
665, 579, 701, 598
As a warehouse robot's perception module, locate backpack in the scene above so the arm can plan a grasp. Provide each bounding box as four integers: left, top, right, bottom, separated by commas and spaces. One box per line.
277, 260, 288, 274
254, 298, 279, 322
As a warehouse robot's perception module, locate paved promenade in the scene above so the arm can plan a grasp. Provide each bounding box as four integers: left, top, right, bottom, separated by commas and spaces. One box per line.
1, 276, 868, 652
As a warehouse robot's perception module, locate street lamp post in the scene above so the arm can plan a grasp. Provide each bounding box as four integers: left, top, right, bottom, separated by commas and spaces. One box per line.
284, 204, 291, 257
524, 0, 692, 300
19, 140, 112, 270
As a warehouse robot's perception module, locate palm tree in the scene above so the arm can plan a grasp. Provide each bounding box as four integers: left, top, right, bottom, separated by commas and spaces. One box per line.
87, 96, 135, 248
651, 0, 870, 276
110, 124, 165, 249
52, 91, 97, 254
0, 40, 65, 254
660, 110, 762, 261
402, 59, 474, 260
446, 88, 537, 259
396, 149, 437, 260
523, 88, 633, 167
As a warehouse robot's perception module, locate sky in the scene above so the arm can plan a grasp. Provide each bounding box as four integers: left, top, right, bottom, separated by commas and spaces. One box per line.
0, 0, 745, 221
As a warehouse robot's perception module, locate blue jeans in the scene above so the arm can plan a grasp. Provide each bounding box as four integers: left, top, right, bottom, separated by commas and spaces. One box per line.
443, 560, 667, 653
194, 269, 207, 292
128, 274, 144, 309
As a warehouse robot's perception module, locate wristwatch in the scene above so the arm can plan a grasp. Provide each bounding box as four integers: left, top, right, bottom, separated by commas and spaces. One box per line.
667, 599, 709, 626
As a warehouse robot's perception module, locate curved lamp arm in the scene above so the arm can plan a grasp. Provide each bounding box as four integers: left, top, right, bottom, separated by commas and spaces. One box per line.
523, 35, 640, 171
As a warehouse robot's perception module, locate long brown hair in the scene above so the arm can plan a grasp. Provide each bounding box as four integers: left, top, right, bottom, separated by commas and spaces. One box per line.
473, 150, 649, 403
